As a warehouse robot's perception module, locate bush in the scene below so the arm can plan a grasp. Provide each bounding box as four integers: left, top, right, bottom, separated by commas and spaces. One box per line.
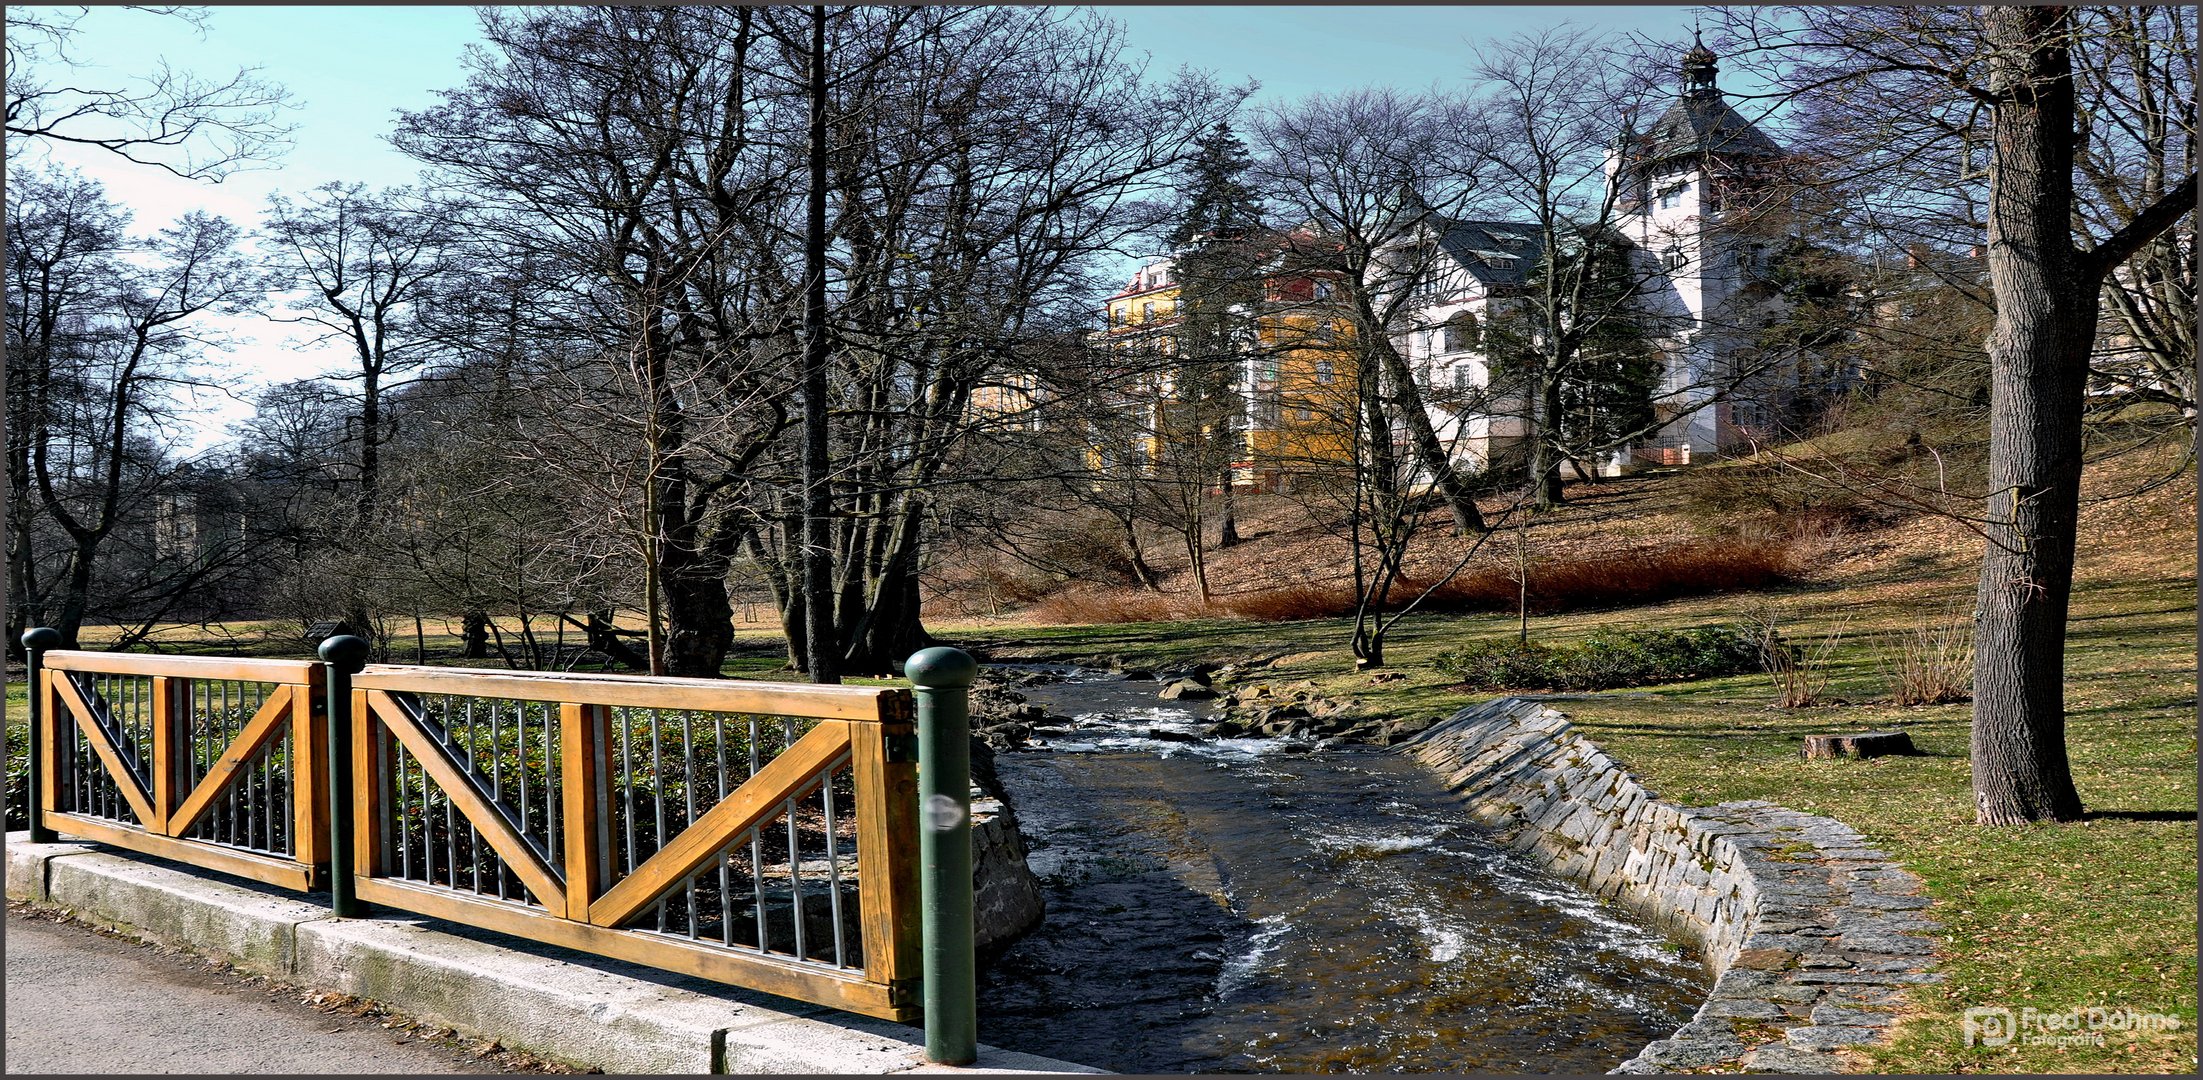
1432, 624, 1774, 692
1882, 609, 1973, 705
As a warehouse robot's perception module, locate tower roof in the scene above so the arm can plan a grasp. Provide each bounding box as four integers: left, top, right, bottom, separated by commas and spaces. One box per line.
1632, 36, 1781, 164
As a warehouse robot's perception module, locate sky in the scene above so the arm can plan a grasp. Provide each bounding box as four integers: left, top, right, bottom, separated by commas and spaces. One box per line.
13, 4, 1705, 450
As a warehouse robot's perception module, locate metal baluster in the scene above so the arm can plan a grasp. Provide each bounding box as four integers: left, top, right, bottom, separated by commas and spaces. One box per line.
649, 708, 665, 931
618, 707, 637, 880
440, 699, 458, 890
463, 698, 481, 895
489, 700, 506, 901
396, 741, 413, 881
542, 700, 558, 867
682, 710, 697, 936
716, 715, 732, 946
220, 680, 233, 844
749, 718, 766, 952
261, 686, 275, 851
822, 772, 845, 967
787, 798, 806, 961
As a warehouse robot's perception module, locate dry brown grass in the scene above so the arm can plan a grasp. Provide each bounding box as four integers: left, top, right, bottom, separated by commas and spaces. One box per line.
1025, 587, 1200, 625
1207, 537, 1802, 623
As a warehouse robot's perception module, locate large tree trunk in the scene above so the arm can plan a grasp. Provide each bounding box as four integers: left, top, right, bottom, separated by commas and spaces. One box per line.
460, 609, 491, 659
1971, 5, 2090, 825
1369, 328, 1488, 533
798, 6, 840, 684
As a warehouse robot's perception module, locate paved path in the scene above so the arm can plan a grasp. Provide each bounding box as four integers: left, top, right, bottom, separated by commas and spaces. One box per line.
4, 910, 529, 1074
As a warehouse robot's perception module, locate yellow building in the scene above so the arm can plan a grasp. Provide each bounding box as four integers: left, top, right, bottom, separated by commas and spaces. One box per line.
1092, 247, 1362, 491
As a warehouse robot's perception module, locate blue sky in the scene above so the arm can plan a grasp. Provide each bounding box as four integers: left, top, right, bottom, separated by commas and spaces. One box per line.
14, 4, 1705, 447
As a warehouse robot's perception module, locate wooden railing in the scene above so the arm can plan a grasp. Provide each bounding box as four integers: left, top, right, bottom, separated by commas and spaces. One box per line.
30, 651, 329, 891
344, 665, 922, 1021
18, 633, 962, 1045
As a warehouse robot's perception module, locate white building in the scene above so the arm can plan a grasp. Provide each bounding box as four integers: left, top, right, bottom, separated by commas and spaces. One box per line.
1606, 36, 1788, 461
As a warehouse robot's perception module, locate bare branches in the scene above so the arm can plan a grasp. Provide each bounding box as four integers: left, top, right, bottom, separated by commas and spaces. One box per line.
4, 7, 294, 180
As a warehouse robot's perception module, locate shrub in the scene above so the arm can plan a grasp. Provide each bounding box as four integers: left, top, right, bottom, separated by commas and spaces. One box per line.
1432, 624, 1774, 692
1881, 609, 1973, 705
1214, 582, 1356, 621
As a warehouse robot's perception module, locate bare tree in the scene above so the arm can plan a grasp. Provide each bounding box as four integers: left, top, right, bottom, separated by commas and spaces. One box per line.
4, 167, 261, 647
1251, 89, 1493, 534
4, 5, 293, 179
1718, 5, 2197, 824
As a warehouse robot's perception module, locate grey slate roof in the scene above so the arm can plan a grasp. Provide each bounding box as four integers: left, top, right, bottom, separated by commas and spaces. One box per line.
1634, 91, 1783, 163
1433, 219, 1545, 286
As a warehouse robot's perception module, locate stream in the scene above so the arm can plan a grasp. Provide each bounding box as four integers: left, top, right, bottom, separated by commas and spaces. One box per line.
972, 665, 1709, 1074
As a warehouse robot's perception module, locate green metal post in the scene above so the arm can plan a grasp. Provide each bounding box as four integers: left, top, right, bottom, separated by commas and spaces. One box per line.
21, 627, 61, 843
319, 635, 370, 916
905, 646, 977, 1066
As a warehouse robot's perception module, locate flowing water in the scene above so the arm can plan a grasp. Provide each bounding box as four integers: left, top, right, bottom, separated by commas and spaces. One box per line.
973, 666, 1709, 1074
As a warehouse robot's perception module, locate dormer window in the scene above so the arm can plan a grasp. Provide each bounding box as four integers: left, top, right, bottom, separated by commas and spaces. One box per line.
1663, 246, 1688, 270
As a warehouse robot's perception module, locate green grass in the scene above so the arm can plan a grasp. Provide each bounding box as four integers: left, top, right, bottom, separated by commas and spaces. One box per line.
934, 568, 2199, 1074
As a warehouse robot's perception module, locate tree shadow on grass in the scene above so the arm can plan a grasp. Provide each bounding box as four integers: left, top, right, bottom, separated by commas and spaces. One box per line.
2079, 809, 2198, 824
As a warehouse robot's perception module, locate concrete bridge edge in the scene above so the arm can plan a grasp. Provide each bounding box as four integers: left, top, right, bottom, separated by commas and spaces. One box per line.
5, 834, 1104, 1075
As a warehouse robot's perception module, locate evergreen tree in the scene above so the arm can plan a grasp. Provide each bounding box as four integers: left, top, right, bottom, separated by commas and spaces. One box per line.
1166, 122, 1266, 547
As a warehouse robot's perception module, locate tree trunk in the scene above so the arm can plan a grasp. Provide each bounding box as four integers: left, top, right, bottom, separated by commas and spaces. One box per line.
799, 5, 840, 684
1532, 374, 1566, 510
1371, 334, 1488, 533
1971, 5, 2089, 825
1217, 471, 1241, 547
460, 609, 490, 659
660, 560, 735, 677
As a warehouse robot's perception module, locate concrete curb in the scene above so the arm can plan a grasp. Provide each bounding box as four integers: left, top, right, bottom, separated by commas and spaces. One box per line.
6, 833, 1102, 1075
1404, 698, 1942, 1075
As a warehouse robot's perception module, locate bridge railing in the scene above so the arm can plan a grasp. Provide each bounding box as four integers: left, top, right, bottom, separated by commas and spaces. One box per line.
20, 630, 977, 1057
340, 662, 923, 1021
23, 642, 330, 891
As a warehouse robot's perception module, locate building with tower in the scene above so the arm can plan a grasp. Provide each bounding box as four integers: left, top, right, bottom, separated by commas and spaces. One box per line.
1605, 35, 1792, 461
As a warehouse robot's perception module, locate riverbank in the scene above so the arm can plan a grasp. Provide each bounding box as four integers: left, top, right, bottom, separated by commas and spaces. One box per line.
933, 554, 2196, 1074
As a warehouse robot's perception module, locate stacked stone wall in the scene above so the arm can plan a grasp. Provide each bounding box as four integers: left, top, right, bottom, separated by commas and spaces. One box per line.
1406, 697, 1941, 1073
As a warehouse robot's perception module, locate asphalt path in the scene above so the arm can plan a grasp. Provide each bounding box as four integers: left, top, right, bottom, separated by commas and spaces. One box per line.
3, 909, 537, 1074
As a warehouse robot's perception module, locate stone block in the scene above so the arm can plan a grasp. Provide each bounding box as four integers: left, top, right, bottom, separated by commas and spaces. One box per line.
44, 851, 327, 976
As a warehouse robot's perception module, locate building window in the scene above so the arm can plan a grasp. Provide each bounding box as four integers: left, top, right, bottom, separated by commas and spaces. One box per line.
1142, 301, 1155, 322
1315, 359, 1335, 384
1444, 311, 1478, 352
1658, 183, 1686, 209
1663, 246, 1687, 270
1294, 406, 1313, 421
1314, 280, 1333, 300
1454, 366, 1475, 392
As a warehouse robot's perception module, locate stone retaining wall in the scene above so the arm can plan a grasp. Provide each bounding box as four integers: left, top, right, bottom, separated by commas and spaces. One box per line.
1404, 698, 1942, 1073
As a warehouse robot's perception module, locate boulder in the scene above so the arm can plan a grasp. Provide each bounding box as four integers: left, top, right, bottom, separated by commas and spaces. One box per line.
1158, 679, 1216, 701
1145, 727, 1203, 744
967, 740, 1045, 953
